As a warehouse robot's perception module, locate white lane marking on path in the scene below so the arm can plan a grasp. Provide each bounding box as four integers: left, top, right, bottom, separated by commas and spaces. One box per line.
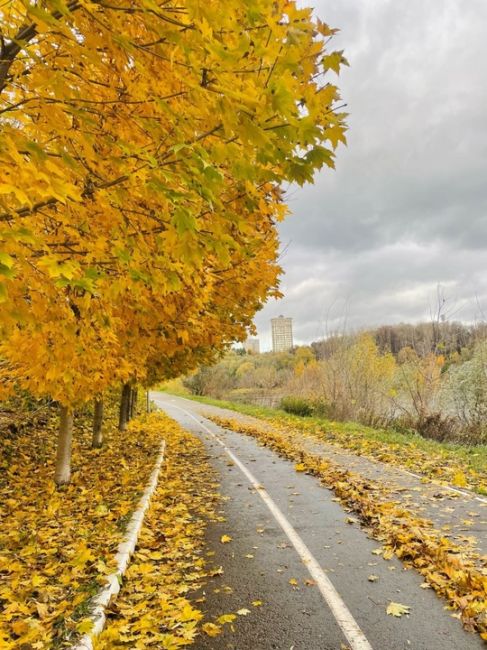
155, 397, 373, 650
400, 468, 487, 504
164, 394, 487, 506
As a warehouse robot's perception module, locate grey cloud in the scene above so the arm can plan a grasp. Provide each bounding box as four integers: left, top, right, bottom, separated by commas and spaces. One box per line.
252, 0, 487, 350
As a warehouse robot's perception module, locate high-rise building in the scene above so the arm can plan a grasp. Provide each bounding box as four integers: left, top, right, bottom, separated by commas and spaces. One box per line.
271, 316, 293, 352
243, 338, 260, 354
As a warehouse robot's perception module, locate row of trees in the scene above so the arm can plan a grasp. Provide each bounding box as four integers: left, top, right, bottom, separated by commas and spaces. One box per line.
312, 321, 487, 359
183, 327, 487, 443
0, 1, 347, 483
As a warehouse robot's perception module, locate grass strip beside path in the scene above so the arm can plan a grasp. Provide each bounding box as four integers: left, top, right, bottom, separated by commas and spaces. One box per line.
0, 405, 220, 649
0, 406, 164, 648
95, 413, 220, 649
206, 414, 487, 640
177, 394, 487, 494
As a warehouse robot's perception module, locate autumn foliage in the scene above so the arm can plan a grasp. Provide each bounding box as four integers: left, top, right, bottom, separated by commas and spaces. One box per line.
0, 0, 346, 482
0, 407, 221, 648
0, 1, 347, 646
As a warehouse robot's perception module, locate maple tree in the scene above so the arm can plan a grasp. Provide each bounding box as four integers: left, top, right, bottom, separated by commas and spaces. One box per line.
0, 0, 347, 483
0, 405, 221, 648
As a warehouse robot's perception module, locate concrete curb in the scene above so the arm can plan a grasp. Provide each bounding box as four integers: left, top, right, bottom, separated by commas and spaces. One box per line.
72, 440, 166, 650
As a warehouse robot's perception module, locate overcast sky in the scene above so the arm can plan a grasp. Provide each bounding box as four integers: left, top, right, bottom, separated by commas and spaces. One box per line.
253, 0, 487, 351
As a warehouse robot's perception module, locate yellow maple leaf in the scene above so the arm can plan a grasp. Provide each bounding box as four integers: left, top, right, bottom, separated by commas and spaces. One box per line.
35, 602, 49, 620
70, 544, 94, 568
237, 608, 251, 616
11, 619, 29, 636
452, 471, 468, 488
202, 622, 222, 637
217, 613, 237, 625
220, 534, 232, 544
76, 618, 94, 634
386, 602, 410, 617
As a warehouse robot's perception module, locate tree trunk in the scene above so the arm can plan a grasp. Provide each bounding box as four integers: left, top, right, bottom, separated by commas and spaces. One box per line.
126, 385, 133, 422
130, 387, 138, 419
127, 387, 133, 421
55, 406, 73, 486
92, 397, 104, 448
146, 390, 150, 413
119, 383, 131, 431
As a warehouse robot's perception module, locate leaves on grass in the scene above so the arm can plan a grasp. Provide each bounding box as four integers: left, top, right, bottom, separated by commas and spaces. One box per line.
95, 414, 221, 648
206, 414, 487, 638
0, 406, 166, 647
0, 409, 224, 648
452, 471, 468, 488
208, 409, 485, 494
76, 619, 94, 634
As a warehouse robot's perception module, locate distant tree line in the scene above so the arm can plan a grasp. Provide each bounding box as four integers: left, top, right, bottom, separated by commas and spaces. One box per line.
182, 321, 487, 445
312, 321, 487, 360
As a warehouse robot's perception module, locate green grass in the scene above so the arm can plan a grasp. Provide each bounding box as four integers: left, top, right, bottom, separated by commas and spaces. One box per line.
166, 392, 487, 483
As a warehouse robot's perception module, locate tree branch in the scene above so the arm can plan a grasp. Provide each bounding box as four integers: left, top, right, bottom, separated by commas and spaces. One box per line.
0, 1, 80, 94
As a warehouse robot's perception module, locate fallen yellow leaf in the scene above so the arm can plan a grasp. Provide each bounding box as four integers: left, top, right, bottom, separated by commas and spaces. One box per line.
217, 613, 237, 625
452, 471, 468, 487
202, 622, 222, 637
386, 602, 410, 617
76, 618, 94, 634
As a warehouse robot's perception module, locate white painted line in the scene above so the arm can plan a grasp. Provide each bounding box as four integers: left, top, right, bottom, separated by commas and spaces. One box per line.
400, 468, 487, 504
73, 440, 166, 650
156, 398, 373, 650
167, 394, 487, 506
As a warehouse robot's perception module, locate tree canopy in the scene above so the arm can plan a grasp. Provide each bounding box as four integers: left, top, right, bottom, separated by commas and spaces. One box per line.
0, 0, 347, 407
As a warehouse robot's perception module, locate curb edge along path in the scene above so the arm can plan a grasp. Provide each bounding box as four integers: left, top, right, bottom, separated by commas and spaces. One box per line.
72, 441, 166, 650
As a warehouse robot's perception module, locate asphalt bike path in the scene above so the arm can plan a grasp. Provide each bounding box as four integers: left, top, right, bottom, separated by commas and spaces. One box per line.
189, 400, 487, 561
153, 392, 483, 650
